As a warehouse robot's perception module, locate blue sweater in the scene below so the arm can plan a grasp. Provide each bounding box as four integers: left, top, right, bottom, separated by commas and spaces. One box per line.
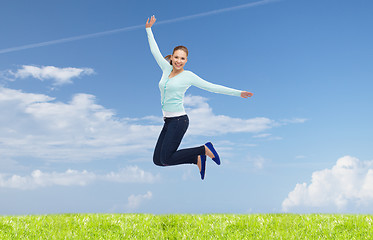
146, 27, 242, 114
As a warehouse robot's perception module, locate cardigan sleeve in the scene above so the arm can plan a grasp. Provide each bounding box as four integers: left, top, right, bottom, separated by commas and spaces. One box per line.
146, 27, 171, 71
189, 71, 242, 97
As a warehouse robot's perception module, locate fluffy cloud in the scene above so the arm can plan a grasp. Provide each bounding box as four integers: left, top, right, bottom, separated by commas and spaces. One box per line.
10, 65, 94, 85
110, 191, 153, 212
0, 87, 292, 164
0, 166, 159, 190
0, 86, 160, 162
185, 95, 274, 135
282, 156, 373, 212
125, 191, 153, 211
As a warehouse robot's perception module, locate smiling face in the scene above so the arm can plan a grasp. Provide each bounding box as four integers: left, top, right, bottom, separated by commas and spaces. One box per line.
171, 49, 188, 71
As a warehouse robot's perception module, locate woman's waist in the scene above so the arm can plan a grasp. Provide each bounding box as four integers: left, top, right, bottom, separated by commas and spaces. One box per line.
163, 112, 188, 122
162, 109, 186, 118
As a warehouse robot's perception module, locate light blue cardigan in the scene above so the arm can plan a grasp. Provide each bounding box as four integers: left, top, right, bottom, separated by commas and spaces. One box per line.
146, 27, 242, 114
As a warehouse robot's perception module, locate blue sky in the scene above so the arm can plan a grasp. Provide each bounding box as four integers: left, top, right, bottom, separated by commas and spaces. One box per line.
0, 0, 373, 215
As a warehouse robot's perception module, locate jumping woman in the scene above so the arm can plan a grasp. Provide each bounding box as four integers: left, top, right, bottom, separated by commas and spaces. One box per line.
146, 15, 253, 180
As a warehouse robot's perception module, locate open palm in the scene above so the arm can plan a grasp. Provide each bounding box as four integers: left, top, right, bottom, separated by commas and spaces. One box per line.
146, 15, 156, 28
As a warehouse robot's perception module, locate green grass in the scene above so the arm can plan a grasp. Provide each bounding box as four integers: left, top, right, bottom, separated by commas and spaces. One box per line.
0, 214, 372, 239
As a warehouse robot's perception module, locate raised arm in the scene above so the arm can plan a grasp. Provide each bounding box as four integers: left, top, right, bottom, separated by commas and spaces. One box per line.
146, 16, 170, 71
189, 72, 253, 98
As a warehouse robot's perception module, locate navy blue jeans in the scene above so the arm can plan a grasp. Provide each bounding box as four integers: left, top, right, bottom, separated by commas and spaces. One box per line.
153, 115, 205, 166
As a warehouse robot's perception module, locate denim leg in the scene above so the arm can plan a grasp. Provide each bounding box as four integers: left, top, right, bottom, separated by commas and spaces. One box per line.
153, 123, 167, 166
153, 115, 205, 166
160, 115, 189, 165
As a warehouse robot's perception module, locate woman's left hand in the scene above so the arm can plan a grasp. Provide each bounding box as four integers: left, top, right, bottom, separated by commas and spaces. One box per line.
241, 91, 253, 98
146, 15, 156, 28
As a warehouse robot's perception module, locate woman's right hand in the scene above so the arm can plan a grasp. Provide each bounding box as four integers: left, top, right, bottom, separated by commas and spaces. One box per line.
146, 15, 156, 28
241, 91, 254, 98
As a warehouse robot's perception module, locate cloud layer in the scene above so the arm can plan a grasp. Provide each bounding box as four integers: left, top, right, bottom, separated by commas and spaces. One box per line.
0, 86, 283, 164
0, 86, 160, 162
282, 156, 373, 212
0, 166, 158, 190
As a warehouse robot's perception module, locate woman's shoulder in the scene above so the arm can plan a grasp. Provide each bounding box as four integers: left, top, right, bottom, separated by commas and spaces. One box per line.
181, 70, 203, 84
184, 70, 203, 81
183, 70, 197, 76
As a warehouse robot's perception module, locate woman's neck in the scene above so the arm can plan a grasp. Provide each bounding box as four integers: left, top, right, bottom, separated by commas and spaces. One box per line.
169, 67, 184, 79
172, 67, 184, 74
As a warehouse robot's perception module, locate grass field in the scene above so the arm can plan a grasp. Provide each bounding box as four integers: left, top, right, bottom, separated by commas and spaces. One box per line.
0, 214, 372, 239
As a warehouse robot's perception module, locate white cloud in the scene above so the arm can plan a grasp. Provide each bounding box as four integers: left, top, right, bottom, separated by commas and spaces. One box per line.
0, 86, 305, 167
253, 133, 272, 138
125, 191, 153, 211
247, 155, 266, 169
104, 166, 159, 183
0, 86, 54, 103
185, 95, 274, 135
282, 156, 373, 212
0, 166, 159, 190
0, 169, 95, 190
0, 86, 160, 162
280, 118, 308, 124
110, 191, 153, 212
11, 65, 94, 85
252, 133, 282, 140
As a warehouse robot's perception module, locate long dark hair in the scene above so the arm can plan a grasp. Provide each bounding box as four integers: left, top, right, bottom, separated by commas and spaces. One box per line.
165, 46, 188, 65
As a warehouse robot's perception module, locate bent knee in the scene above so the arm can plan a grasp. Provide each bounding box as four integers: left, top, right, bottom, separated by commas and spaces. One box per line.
153, 157, 165, 167
159, 156, 171, 166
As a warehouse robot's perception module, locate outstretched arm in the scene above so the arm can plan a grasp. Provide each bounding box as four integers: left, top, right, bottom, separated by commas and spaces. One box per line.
146, 16, 170, 71
190, 72, 253, 98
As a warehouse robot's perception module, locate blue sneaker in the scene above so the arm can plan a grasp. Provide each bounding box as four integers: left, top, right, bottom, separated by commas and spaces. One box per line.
205, 142, 220, 165
200, 155, 206, 180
